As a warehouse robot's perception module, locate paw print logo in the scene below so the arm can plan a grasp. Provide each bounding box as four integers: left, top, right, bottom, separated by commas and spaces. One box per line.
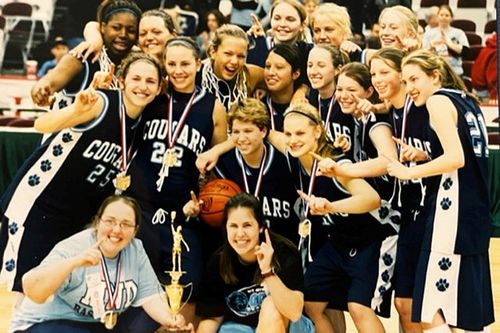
378, 286, 387, 295
40, 160, 52, 172
28, 174, 40, 187
381, 270, 390, 282
52, 144, 63, 156
435, 278, 449, 292
58, 99, 68, 109
438, 257, 452, 271
62, 132, 73, 143
440, 197, 452, 210
442, 177, 453, 190
390, 214, 401, 225
8, 222, 18, 235
4, 259, 15, 272
382, 253, 393, 266
378, 206, 389, 219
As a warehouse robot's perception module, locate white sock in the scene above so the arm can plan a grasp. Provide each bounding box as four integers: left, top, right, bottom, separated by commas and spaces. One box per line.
423, 324, 452, 333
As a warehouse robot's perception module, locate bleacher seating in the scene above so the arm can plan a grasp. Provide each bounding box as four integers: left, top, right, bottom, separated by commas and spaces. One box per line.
450, 19, 476, 32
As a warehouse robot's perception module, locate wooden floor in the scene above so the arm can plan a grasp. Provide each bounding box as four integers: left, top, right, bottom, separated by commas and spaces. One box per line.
2, 238, 500, 332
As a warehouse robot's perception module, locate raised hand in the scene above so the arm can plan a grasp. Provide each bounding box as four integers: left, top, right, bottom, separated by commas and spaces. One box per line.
91, 63, 115, 90
384, 153, 412, 180
70, 39, 103, 63
333, 134, 350, 153
247, 13, 265, 38
297, 190, 332, 215
182, 191, 203, 218
254, 229, 274, 275
74, 86, 99, 115
392, 136, 429, 162
31, 82, 55, 106
74, 238, 104, 268
395, 34, 419, 52
350, 93, 376, 115
310, 152, 339, 178
340, 40, 361, 54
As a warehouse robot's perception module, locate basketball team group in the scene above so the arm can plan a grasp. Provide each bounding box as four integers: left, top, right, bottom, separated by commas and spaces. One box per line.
0, 0, 494, 332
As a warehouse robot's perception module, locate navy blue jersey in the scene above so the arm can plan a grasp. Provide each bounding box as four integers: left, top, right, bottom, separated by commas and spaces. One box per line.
215, 141, 301, 244
421, 89, 490, 255
126, 88, 215, 212
308, 89, 358, 161
0, 90, 135, 290
262, 95, 290, 132
286, 152, 398, 250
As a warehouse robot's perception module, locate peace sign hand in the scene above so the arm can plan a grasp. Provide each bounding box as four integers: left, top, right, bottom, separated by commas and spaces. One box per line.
90, 63, 115, 90
255, 229, 274, 275
247, 13, 265, 38
182, 191, 203, 218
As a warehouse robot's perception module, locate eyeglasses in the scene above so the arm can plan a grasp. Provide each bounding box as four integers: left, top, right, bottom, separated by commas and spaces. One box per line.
225, 283, 268, 317
100, 218, 136, 230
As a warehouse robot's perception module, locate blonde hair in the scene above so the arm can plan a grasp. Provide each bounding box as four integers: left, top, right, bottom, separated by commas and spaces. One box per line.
311, 3, 352, 39
271, 0, 308, 42
379, 5, 420, 47
227, 98, 271, 133
283, 103, 340, 158
402, 50, 478, 103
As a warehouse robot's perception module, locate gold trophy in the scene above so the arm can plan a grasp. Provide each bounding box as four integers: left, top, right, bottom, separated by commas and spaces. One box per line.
165, 211, 191, 317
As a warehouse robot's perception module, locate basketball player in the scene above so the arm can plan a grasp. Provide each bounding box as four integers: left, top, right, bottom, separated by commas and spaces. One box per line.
387, 50, 494, 332
123, 37, 227, 324
0, 53, 163, 295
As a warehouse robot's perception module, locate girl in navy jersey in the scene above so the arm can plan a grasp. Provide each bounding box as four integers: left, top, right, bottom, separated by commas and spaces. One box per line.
31, 0, 142, 109
387, 50, 494, 332
307, 43, 353, 159
0, 53, 163, 294
124, 37, 227, 325
269, 103, 395, 333
200, 24, 265, 112
310, 3, 362, 62
263, 43, 302, 132
370, 47, 430, 333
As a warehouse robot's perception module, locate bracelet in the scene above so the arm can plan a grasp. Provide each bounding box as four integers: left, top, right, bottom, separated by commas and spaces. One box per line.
261, 267, 275, 279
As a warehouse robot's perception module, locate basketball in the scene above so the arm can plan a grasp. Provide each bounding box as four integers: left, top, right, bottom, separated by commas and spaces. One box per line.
199, 179, 241, 228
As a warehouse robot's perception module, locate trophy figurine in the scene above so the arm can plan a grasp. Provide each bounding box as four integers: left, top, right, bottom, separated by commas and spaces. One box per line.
165, 211, 191, 316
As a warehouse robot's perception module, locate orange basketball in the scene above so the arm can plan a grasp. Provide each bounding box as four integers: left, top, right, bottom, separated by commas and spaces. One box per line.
199, 179, 241, 228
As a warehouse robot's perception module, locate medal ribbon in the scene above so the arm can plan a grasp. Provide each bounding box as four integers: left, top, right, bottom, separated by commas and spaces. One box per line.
99, 252, 122, 311
298, 159, 318, 262
318, 95, 336, 136
266, 96, 276, 130
239, 145, 267, 197
167, 92, 197, 149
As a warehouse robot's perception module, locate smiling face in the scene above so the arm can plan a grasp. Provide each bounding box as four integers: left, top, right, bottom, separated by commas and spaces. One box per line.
271, 2, 304, 43
265, 51, 298, 95
379, 11, 409, 48
100, 12, 138, 59
210, 36, 248, 81
231, 119, 267, 158
165, 45, 201, 93
312, 15, 346, 47
307, 47, 336, 94
138, 16, 175, 58
226, 206, 262, 263
335, 73, 372, 115
402, 63, 440, 106
283, 113, 320, 158
96, 200, 137, 258
122, 60, 161, 109
370, 58, 402, 101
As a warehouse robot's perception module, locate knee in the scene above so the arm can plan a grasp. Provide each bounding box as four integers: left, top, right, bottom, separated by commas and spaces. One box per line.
394, 298, 411, 318
347, 302, 373, 323
257, 297, 288, 332
304, 301, 326, 321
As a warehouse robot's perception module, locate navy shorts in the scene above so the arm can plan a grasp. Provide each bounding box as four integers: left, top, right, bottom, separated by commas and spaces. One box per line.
136, 208, 204, 302
412, 250, 494, 330
304, 239, 394, 318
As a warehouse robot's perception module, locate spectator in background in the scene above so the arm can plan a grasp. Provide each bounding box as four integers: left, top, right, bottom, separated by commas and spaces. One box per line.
422, 4, 469, 76
472, 33, 498, 103
424, 6, 439, 32
197, 9, 225, 58
37, 37, 69, 77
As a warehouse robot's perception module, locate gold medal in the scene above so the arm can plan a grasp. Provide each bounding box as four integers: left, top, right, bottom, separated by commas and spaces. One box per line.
102, 311, 118, 330
114, 172, 131, 192
163, 148, 178, 167
298, 219, 311, 238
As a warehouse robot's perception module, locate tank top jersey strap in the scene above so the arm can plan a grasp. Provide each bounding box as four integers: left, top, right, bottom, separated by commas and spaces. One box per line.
3, 89, 129, 226
421, 88, 490, 255
126, 88, 216, 211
